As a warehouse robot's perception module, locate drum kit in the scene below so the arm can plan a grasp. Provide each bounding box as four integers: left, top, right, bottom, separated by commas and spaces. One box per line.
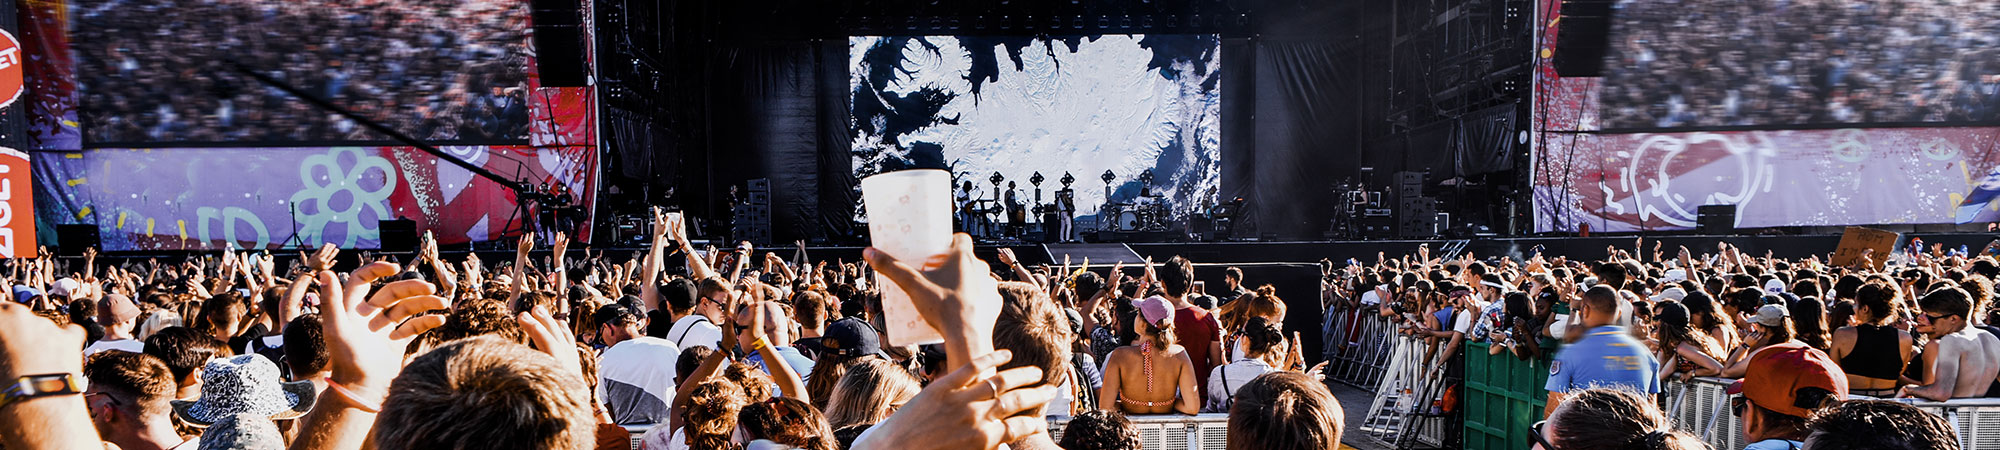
1103, 197, 1170, 232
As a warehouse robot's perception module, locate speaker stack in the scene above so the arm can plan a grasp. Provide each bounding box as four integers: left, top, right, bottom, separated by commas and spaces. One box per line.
732, 179, 773, 246
56, 224, 99, 256
1697, 204, 1737, 235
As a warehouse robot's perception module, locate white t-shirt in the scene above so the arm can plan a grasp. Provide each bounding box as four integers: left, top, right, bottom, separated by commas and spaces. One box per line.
85, 338, 144, 356
1451, 308, 1477, 335
597, 336, 683, 425
666, 315, 724, 351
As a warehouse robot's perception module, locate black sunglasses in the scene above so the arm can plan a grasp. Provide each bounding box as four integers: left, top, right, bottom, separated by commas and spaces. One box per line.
1529, 420, 1556, 449
1920, 313, 1959, 323
1732, 396, 1748, 417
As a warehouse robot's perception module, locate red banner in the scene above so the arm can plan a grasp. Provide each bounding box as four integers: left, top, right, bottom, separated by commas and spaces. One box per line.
0, 148, 34, 258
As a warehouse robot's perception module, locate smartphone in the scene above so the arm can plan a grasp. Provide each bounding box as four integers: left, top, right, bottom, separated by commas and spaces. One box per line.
1193, 281, 1207, 295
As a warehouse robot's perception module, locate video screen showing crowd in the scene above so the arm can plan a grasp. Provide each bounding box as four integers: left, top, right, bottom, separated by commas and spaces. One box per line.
74, 0, 532, 144
1599, 0, 2000, 130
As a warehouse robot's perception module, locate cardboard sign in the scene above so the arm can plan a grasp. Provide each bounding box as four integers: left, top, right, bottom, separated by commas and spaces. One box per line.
0, 148, 31, 258
1830, 226, 1898, 269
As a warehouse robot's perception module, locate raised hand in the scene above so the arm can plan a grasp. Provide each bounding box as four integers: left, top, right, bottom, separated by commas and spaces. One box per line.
551, 232, 569, 262
517, 305, 581, 378
863, 233, 1003, 367
850, 350, 1056, 450
307, 243, 340, 272
316, 262, 449, 403
997, 248, 1019, 266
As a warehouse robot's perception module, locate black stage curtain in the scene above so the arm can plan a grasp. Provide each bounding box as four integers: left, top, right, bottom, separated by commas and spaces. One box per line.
1247, 40, 1360, 239
709, 42, 822, 243
1453, 101, 1519, 177
603, 106, 674, 186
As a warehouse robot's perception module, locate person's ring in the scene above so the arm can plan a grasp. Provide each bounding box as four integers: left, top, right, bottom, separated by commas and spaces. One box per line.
983, 378, 1002, 399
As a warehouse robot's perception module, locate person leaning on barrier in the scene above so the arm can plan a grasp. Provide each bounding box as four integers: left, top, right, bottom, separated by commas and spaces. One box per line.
1829, 282, 1914, 398
1729, 342, 1847, 450
1530, 388, 1706, 450
1801, 399, 1960, 450
1900, 286, 2000, 401
1721, 304, 1797, 378
1544, 286, 1660, 416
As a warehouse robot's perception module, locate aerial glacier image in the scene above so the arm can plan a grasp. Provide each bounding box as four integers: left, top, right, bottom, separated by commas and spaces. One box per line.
850, 34, 1222, 223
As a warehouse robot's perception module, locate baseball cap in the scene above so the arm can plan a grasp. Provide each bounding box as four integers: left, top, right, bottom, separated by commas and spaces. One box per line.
11, 285, 38, 304
1751, 304, 1790, 326
98, 294, 141, 325
1134, 296, 1173, 326
48, 278, 80, 298
1764, 279, 1787, 294
1650, 286, 1688, 302
1662, 268, 1688, 284
820, 317, 882, 358
1727, 342, 1848, 418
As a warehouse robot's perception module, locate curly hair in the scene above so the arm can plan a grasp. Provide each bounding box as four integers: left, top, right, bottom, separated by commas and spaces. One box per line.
682, 381, 747, 450
741, 397, 838, 450
722, 361, 775, 403
1059, 410, 1142, 450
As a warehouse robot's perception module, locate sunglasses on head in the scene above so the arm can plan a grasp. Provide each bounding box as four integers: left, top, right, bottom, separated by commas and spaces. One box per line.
1529, 420, 1556, 449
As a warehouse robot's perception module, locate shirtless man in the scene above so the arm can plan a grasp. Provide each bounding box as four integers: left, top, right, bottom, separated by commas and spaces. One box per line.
1900, 287, 2000, 401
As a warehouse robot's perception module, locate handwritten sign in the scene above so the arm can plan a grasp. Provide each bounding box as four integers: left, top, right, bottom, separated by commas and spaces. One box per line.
1830, 227, 1898, 270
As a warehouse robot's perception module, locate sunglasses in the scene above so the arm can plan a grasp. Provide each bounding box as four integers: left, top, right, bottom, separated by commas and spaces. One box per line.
1529, 420, 1556, 449
1732, 396, 1748, 416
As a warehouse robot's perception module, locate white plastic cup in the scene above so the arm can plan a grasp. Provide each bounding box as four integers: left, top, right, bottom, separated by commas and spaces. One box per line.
860, 169, 953, 346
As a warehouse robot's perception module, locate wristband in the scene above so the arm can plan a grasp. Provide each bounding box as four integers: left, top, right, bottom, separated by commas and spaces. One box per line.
324, 378, 383, 413
751, 337, 771, 352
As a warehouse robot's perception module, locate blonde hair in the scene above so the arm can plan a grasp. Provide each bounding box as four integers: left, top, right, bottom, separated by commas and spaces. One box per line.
822, 357, 921, 430
376, 336, 595, 450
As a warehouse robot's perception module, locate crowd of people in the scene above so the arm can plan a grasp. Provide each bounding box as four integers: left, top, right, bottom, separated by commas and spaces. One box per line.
1600, 0, 2000, 129
74, 0, 531, 143
1322, 238, 2000, 449
0, 206, 1343, 450
9, 208, 2000, 449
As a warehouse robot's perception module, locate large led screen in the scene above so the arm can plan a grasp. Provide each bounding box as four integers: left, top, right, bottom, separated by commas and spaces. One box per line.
73, 0, 532, 145
850, 35, 1221, 220
1598, 0, 2000, 131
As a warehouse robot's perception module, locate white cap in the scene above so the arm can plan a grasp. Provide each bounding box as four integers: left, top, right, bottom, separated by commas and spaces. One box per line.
1764, 279, 1786, 294
1651, 286, 1688, 302
48, 278, 80, 298
1662, 268, 1688, 284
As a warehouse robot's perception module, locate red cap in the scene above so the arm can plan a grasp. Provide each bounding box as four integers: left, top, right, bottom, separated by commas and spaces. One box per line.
1726, 342, 1847, 418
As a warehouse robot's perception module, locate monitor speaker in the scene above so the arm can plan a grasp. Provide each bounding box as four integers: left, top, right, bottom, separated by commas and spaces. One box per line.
378, 220, 418, 251
56, 224, 98, 256
1551, 0, 1617, 77
1697, 205, 1736, 234
531, 0, 589, 87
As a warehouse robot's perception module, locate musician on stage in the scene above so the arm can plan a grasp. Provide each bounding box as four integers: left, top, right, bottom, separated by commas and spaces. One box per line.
1055, 187, 1076, 242
958, 180, 982, 236
1004, 181, 1026, 238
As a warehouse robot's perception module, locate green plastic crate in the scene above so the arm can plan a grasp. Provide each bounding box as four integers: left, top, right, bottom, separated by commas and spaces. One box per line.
1461, 340, 1558, 450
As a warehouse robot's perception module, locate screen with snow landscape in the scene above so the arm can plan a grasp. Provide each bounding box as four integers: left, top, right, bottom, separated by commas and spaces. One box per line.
849, 35, 1222, 219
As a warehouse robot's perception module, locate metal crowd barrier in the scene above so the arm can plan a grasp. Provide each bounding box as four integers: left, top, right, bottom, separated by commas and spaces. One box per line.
1325, 304, 1402, 389
1047, 413, 1233, 449
1663, 377, 2000, 450
623, 414, 1235, 450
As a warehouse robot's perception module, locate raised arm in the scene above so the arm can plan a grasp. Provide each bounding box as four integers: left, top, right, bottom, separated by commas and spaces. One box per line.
288, 262, 449, 450
639, 208, 669, 311
508, 233, 534, 309
550, 232, 570, 294
748, 303, 807, 401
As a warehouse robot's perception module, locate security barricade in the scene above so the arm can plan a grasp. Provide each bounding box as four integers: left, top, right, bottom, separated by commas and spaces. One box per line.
1325, 304, 1401, 389
1662, 377, 2000, 450
1047, 413, 1233, 450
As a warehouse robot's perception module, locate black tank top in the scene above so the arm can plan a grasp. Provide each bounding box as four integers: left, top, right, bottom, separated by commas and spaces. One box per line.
1840, 324, 1902, 380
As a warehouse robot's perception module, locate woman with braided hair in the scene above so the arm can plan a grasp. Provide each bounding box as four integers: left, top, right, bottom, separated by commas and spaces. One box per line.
1532, 388, 1707, 450
1203, 316, 1286, 412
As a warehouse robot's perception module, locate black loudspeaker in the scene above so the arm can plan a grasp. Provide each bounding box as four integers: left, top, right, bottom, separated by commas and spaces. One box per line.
56, 224, 99, 256
1399, 197, 1438, 239
531, 0, 588, 87
1552, 0, 1617, 77
1697, 204, 1737, 234
378, 220, 418, 251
